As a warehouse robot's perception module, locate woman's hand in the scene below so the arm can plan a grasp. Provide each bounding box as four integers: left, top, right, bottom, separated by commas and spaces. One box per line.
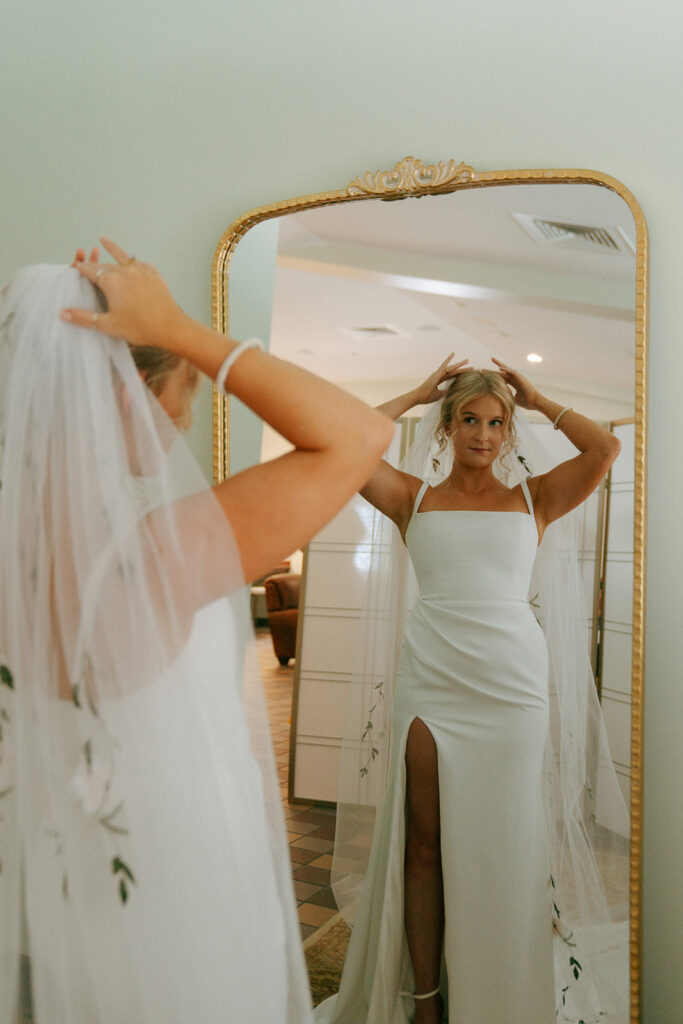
71, 246, 99, 268
491, 358, 540, 410
414, 354, 471, 405
61, 237, 189, 351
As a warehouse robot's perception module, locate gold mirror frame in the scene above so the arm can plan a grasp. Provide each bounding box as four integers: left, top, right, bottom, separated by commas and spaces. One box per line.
211, 156, 648, 1023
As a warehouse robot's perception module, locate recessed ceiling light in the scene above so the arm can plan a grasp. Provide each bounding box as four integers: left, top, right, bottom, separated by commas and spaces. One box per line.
526, 353, 543, 364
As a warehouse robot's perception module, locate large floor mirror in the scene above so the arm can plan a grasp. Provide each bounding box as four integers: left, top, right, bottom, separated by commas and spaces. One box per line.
213, 158, 647, 1022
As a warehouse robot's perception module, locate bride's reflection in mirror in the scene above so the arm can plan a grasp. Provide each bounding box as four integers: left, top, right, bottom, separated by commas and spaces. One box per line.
221, 178, 639, 1023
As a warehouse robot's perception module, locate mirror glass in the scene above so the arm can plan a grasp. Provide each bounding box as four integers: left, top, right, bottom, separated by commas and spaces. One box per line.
220, 176, 640, 1020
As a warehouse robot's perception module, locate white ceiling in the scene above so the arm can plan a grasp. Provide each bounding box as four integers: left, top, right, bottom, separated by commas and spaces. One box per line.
263, 184, 637, 412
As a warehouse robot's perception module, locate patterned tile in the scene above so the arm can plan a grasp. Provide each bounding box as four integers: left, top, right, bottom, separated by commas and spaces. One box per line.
294, 880, 323, 901
291, 808, 336, 825
290, 846, 318, 865
297, 902, 338, 928
292, 865, 332, 886
306, 886, 338, 910
308, 821, 337, 841
290, 836, 334, 853
287, 820, 320, 836
309, 854, 334, 870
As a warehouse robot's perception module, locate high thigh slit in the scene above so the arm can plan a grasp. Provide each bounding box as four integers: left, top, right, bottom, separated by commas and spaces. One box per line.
404, 717, 444, 1013
314, 479, 555, 1024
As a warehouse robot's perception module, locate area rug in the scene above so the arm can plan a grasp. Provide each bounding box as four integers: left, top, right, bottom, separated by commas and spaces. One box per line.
304, 913, 351, 1006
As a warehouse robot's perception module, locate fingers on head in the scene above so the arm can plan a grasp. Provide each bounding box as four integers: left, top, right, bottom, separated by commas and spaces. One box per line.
99, 237, 131, 265
73, 261, 101, 283
60, 308, 96, 327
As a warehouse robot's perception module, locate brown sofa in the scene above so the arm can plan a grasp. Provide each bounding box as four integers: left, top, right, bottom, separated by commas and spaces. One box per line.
264, 573, 301, 666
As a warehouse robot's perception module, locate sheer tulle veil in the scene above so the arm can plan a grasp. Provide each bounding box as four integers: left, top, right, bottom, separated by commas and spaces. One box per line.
0, 266, 313, 1023
331, 397, 629, 1022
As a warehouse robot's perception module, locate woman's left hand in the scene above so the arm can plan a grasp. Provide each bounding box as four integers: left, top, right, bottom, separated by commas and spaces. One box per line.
492, 358, 540, 410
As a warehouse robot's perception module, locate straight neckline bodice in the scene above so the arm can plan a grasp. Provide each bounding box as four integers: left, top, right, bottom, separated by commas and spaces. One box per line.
412, 479, 535, 520
405, 480, 540, 601
415, 508, 532, 516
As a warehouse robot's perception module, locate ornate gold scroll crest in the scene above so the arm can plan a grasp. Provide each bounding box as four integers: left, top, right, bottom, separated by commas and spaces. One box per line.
347, 155, 475, 196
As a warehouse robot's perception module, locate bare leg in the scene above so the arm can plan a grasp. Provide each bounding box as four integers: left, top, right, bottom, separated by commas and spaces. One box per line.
404, 717, 444, 1024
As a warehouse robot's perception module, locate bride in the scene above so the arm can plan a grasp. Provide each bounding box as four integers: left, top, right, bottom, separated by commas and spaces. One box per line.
317, 356, 628, 1024
0, 240, 393, 1024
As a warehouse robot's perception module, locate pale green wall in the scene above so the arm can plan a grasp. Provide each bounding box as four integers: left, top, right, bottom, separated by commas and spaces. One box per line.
3, 1, 682, 1018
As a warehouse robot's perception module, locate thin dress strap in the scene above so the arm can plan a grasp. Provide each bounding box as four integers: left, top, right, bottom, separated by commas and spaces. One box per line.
412, 480, 430, 517
520, 477, 534, 516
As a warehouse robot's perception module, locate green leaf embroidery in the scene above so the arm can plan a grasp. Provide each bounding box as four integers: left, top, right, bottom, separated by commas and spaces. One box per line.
0, 665, 13, 689
112, 856, 136, 884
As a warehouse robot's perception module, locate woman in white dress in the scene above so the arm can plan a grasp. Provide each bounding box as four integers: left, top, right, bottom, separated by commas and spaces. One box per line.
316, 356, 623, 1024
0, 240, 393, 1024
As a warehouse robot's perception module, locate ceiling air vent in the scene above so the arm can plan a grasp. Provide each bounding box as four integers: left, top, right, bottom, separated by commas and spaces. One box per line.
511, 212, 635, 254
340, 324, 406, 342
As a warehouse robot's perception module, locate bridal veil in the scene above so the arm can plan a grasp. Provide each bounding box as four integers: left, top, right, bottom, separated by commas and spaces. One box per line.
0, 265, 312, 1023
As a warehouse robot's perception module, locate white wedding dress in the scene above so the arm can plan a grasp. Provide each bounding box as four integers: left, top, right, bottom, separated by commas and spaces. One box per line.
315, 478, 556, 1023
21, 601, 289, 1024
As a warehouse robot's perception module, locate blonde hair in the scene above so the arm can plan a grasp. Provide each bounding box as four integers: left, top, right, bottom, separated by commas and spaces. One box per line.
129, 346, 199, 431
435, 369, 518, 467
129, 346, 184, 396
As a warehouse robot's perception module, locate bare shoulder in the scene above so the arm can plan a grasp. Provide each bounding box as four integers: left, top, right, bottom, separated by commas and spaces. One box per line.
526, 474, 544, 502
395, 471, 426, 537
525, 449, 612, 529
360, 463, 423, 533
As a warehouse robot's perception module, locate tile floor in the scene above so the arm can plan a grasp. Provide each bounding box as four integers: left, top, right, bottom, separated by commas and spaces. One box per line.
256, 625, 341, 942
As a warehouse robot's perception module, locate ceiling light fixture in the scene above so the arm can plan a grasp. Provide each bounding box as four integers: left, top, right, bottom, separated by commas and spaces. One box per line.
526, 353, 543, 364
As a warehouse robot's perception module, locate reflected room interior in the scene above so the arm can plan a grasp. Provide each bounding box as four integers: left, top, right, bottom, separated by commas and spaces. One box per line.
217, 169, 643, 1015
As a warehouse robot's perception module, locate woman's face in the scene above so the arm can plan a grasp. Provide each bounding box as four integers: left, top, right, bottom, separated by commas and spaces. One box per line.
448, 393, 507, 468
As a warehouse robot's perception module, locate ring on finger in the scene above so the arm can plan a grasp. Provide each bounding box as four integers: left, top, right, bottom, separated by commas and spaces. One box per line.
125, 255, 136, 266
95, 268, 105, 280
91, 312, 99, 326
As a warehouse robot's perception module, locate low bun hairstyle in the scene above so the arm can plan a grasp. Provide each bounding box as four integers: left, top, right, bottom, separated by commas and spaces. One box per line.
129, 346, 184, 396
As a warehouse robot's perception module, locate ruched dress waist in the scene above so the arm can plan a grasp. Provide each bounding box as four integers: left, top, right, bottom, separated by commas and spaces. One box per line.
394, 508, 549, 720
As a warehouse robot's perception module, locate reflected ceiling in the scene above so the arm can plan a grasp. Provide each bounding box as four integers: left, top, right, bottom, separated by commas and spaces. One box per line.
268, 184, 636, 411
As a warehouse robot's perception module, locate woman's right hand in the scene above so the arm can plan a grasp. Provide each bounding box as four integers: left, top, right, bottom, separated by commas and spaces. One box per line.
413, 354, 470, 405
61, 237, 190, 352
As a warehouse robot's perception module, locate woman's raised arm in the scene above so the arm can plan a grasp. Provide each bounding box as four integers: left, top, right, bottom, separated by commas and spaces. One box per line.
493, 359, 621, 530
359, 355, 469, 533
64, 239, 394, 582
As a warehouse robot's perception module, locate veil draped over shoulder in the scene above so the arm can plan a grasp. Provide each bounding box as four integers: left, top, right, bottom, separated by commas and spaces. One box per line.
331, 401, 630, 1023
0, 266, 312, 1024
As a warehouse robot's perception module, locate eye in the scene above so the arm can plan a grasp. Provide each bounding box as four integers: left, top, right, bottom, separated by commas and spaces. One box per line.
490, 419, 504, 427
463, 416, 476, 425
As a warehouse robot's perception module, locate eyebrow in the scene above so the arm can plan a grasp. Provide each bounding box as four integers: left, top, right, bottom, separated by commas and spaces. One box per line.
461, 409, 504, 419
